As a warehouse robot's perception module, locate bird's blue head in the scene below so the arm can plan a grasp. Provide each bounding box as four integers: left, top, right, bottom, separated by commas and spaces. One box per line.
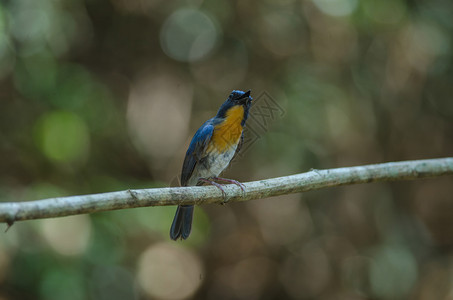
216, 90, 252, 126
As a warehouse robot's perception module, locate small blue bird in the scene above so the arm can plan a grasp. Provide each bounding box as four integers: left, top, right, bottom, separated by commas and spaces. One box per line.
170, 90, 253, 240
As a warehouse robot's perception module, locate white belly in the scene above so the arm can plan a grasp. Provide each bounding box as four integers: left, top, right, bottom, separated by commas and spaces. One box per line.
187, 145, 237, 186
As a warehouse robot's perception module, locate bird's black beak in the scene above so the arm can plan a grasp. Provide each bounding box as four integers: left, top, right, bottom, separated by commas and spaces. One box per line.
230, 89, 252, 105
238, 90, 251, 104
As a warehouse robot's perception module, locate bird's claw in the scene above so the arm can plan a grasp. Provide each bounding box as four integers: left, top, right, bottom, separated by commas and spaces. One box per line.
199, 178, 228, 203
212, 177, 246, 196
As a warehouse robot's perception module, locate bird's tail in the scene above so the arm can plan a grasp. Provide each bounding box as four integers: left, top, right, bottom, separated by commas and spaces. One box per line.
170, 205, 194, 240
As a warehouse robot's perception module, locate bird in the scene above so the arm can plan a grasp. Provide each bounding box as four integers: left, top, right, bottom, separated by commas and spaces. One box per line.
170, 90, 253, 240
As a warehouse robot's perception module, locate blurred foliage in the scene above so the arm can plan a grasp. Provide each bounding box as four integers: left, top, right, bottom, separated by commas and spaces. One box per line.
1, 0, 453, 299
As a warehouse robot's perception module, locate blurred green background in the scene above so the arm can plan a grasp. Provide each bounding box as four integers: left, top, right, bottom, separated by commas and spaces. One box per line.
1, 0, 453, 299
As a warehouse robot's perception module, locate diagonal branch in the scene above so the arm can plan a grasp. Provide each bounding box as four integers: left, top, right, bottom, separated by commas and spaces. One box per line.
1, 158, 452, 224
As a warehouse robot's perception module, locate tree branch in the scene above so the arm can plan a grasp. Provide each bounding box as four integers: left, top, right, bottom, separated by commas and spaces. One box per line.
1, 158, 452, 224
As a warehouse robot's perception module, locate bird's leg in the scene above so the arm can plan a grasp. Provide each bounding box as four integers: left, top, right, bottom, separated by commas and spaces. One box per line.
211, 177, 246, 193
198, 178, 227, 200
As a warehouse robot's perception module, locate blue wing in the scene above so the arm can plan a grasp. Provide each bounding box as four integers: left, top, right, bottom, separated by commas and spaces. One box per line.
180, 120, 214, 186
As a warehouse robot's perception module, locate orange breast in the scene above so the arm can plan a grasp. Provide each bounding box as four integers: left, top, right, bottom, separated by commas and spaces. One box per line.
208, 105, 244, 153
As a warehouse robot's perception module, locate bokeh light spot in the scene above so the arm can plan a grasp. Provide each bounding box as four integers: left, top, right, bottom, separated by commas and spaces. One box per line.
190, 38, 248, 91
259, 10, 305, 56
126, 73, 192, 164
248, 196, 311, 245
35, 111, 90, 163
40, 215, 92, 256
370, 245, 417, 299
160, 8, 219, 62
8, 0, 83, 56
137, 242, 204, 300
406, 22, 450, 57
9, 3, 51, 47
312, 0, 358, 17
